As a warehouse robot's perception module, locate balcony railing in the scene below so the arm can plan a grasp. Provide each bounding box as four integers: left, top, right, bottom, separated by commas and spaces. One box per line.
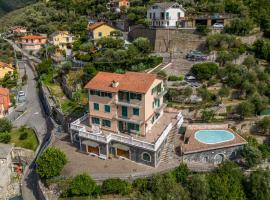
115, 99, 142, 107
114, 114, 143, 125
153, 88, 168, 99
70, 112, 184, 151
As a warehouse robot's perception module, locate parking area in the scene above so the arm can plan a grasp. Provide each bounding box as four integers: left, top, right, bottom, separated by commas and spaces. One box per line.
155, 52, 216, 76
53, 136, 181, 180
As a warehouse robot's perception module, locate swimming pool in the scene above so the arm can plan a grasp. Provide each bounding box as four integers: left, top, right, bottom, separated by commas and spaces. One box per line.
195, 130, 235, 144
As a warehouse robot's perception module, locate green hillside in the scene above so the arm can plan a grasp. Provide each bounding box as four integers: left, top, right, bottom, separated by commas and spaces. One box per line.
0, 0, 36, 16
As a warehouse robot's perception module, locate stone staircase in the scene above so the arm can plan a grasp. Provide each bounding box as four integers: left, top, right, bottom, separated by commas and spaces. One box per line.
159, 126, 178, 165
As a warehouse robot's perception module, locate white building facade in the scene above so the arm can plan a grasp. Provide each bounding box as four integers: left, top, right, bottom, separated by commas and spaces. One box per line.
147, 2, 185, 28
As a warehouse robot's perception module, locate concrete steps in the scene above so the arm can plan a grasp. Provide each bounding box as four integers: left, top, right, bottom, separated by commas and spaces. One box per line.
159, 126, 178, 164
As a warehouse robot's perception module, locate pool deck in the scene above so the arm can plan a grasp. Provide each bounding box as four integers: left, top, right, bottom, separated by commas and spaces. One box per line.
182, 124, 247, 154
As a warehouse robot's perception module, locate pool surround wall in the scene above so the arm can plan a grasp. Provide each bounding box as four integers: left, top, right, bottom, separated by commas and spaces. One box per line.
183, 145, 243, 163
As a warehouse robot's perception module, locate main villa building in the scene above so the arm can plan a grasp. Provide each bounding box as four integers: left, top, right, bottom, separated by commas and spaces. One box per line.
70, 71, 183, 167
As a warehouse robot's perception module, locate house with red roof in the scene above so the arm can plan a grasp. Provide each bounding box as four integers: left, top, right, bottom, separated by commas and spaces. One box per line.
20, 35, 47, 52
70, 71, 184, 167
0, 88, 11, 118
87, 21, 117, 40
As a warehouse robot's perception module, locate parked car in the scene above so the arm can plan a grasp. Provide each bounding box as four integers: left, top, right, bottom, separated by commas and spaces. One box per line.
18, 91, 25, 97
186, 50, 207, 61
213, 23, 224, 29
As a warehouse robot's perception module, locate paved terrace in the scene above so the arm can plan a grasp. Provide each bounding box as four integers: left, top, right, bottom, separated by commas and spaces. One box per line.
79, 111, 178, 144
53, 137, 182, 180
183, 124, 247, 154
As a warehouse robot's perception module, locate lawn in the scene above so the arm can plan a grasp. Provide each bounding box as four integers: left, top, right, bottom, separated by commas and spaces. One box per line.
9, 127, 39, 151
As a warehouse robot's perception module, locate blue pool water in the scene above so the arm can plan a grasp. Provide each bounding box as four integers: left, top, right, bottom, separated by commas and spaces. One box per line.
195, 130, 235, 144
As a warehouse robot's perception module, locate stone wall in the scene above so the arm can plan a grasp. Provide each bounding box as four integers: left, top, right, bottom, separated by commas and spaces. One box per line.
128, 27, 206, 53
183, 145, 243, 163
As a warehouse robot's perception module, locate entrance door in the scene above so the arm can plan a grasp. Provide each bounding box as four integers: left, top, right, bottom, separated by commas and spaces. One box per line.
88, 146, 99, 155
122, 106, 128, 118
117, 148, 129, 159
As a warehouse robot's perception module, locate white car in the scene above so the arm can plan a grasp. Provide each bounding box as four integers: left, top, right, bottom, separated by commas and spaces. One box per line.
213, 23, 224, 29
18, 91, 25, 97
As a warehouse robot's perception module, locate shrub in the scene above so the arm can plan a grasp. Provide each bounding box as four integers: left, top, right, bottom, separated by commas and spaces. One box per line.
101, 178, 132, 195
36, 147, 67, 179
70, 174, 97, 196
196, 24, 210, 36
191, 62, 218, 80
132, 178, 149, 193
173, 163, 190, 184
241, 145, 263, 168
168, 75, 182, 81
19, 132, 28, 140
0, 132, 11, 143
0, 118, 12, 133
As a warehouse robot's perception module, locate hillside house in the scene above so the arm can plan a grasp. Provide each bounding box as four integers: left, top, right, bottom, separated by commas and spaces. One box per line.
10, 26, 27, 34
147, 2, 185, 28
70, 71, 184, 167
20, 35, 47, 52
87, 22, 117, 40
49, 31, 74, 56
0, 88, 11, 118
0, 61, 14, 79
108, 0, 130, 12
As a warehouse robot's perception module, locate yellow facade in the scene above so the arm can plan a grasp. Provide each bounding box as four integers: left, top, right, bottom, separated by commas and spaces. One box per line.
0, 64, 14, 79
50, 31, 74, 51
92, 25, 116, 40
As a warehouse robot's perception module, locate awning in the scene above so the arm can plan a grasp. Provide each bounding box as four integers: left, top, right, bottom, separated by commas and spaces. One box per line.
82, 140, 99, 147
112, 143, 130, 151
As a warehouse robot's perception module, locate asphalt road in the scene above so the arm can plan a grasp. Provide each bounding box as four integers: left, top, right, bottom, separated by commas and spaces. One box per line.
7, 59, 53, 200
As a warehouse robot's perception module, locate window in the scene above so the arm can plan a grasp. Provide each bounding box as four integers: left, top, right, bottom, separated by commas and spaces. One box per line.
133, 108, 139, 116
90, 90, 112, 98
92, 117, 100, 124
129, 123, 139, 131
166, 12, 169, 20
104, 105, 110, 113
94, 103, 99, 111
161, 12, 165, 19
141, 152, 151, 162
98, 32, 102, 37
149, 13, 152, 19
102, 119, 111, 127
130, 92, 142, 101
177, 12, 181, 18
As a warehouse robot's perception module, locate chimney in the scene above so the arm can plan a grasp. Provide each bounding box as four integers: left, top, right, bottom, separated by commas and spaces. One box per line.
111, 80, 119, 88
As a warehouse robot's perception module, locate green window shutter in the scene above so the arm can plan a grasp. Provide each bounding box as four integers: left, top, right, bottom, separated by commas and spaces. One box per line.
104, 105, 110, 113
92, 117, 100, 124
102, 120, 111, 127
94, 103, 99, 111
133, 108, 139, 116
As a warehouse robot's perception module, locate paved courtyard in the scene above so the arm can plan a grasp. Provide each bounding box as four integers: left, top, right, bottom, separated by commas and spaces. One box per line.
52, 136, 182, 180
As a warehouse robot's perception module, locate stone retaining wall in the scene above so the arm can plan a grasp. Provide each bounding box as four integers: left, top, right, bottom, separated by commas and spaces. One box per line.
128, 27, 206, 53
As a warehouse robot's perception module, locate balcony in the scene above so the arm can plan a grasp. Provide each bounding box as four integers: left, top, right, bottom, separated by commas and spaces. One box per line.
70, 111, 184, 151
153, 88, 168, 99
114, 99, 142, 108
154, 103, 167, 114
114, 114, 143, 125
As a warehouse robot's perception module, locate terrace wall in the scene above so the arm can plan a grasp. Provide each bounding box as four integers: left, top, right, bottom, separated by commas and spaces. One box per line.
128, 26, 206, 53
183, 145, 243, 163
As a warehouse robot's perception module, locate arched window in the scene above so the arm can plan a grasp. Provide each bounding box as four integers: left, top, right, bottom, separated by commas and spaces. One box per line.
142, 152, 151, 162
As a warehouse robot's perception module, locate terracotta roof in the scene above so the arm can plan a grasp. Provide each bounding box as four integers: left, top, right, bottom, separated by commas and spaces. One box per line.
0, 87, 10, 111
0, 61, 14, 70
87, 22, 109, 31
20, 35, 47, 40
84, 71, 157, 93
183, 125, 247, 154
